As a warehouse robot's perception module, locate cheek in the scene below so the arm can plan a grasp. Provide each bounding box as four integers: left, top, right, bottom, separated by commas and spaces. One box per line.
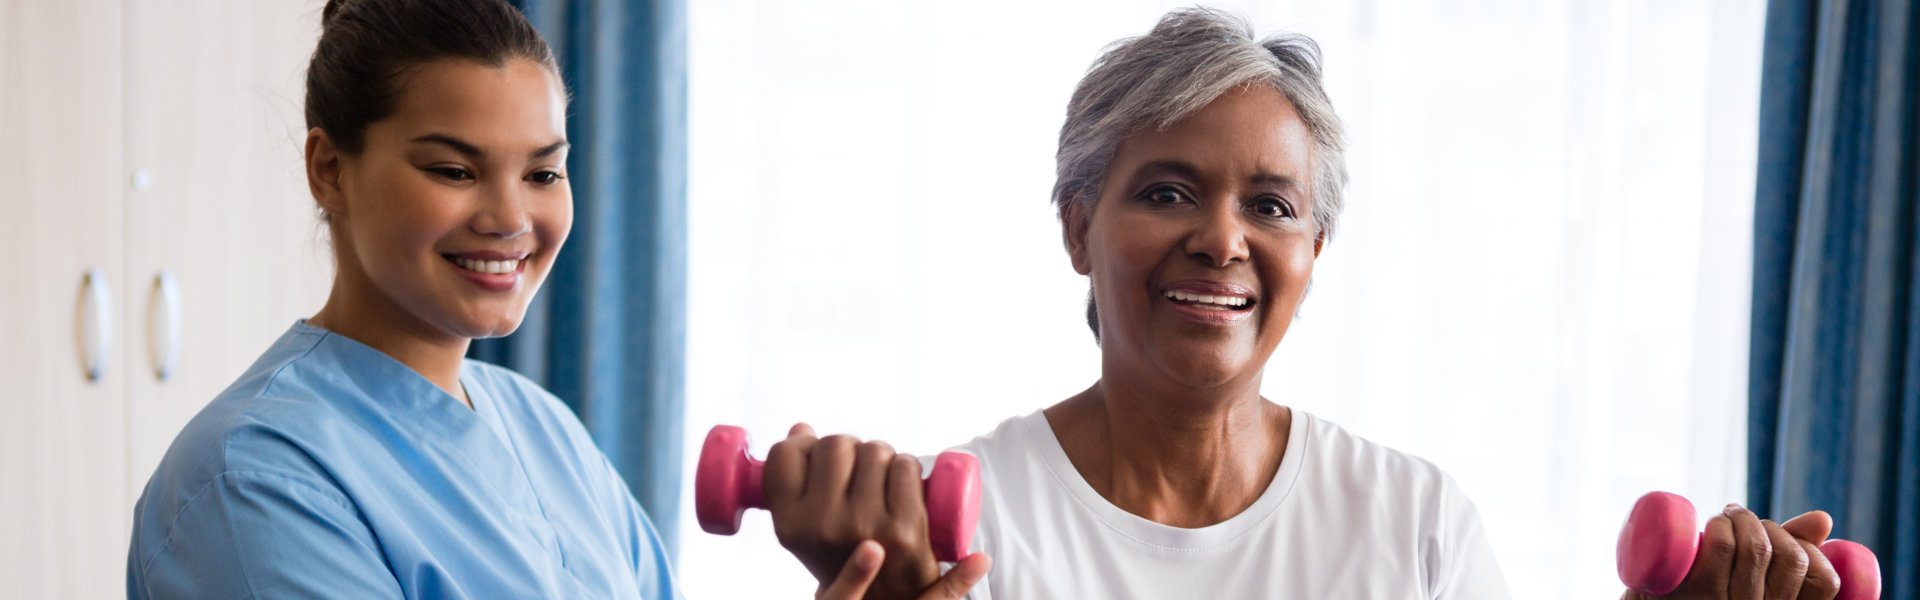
1261, 237, 1318, 308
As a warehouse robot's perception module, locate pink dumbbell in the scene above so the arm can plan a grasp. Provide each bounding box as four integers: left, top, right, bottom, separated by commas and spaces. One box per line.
693, 424, 983, 562
1617, 491, 1881, 599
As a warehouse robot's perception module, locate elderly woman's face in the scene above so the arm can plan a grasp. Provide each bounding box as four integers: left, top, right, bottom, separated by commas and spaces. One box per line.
1067, 84, 1319, 390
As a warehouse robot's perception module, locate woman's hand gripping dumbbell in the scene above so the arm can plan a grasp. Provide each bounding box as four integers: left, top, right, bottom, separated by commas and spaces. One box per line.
696, 424, 989, 599
1617, 491, 1882, 600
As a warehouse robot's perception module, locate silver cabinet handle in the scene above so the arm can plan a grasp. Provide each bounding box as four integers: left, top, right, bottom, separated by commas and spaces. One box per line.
77, 268, 114, 382
148, 271, 182, 381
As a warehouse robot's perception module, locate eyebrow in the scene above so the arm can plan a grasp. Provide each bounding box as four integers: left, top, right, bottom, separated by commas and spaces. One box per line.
410, 134, 570, 160
1133, 159, 1300, 190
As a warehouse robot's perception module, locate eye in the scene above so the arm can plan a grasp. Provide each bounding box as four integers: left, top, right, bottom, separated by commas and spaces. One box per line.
1250, 197, 1295, 219
1144, 186, 1189, 205
426, 166, 473, 182
527, 171, 564, 185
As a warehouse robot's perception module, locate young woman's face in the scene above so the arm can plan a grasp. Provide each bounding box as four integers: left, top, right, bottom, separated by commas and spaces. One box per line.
1068, 84, 1320, 391
329, 58, 571, 340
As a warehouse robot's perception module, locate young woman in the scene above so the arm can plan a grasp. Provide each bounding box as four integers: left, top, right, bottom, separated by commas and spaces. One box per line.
124, 1, 983, 598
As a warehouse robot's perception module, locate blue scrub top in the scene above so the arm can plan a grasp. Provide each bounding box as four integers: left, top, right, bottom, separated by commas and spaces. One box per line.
127, 321, 680, 599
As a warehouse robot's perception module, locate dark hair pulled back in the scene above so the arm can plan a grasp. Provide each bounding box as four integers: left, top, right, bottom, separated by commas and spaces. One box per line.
307, 0, 559, 154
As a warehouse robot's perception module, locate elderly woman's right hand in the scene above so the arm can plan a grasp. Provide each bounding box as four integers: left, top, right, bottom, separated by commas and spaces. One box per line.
765, 423, 991, 600
1621, 506, 1841, 600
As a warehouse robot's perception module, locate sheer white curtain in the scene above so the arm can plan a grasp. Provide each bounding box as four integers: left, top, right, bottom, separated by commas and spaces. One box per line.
680, 1, 1765, 597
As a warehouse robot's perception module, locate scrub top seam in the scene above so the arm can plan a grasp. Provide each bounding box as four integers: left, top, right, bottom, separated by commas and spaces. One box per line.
138, 470, 367, 584
466, 367, 577, 578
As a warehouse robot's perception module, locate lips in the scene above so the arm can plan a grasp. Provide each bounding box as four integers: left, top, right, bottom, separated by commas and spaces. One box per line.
1161, 279, 1257, 324
442, 250, 530, 292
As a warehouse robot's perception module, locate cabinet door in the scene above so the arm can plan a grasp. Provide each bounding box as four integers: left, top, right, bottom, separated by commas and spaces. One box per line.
122, 0, 332, 509
0, 0, 129, 596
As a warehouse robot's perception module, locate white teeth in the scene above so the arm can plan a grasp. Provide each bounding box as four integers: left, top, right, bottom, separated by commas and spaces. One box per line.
1164, 290, 1250, 307
451, 256, 520, 274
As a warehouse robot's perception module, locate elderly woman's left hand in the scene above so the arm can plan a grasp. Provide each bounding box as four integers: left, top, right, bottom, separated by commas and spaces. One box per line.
764, 423, 988, 600
1619, 507, 1840, 600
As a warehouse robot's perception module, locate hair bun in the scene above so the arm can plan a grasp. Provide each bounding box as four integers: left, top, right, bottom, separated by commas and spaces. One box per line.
321, 0, 351, 28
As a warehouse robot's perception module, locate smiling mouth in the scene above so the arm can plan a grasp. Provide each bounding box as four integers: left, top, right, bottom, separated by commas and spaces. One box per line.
1163, 289, 1255, 310
444, 255, 522, 274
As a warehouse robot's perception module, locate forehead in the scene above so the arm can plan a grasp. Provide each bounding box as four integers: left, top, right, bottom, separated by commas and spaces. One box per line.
1112, 84, 1313, 186
379, 58, 568, 145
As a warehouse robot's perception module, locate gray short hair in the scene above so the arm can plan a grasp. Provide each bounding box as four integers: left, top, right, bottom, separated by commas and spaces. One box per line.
1053, 7, 1348, 241
1056, 8, 1347, 342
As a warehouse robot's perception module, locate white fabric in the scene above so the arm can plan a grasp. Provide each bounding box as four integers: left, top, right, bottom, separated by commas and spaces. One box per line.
954, 409, 1512, 600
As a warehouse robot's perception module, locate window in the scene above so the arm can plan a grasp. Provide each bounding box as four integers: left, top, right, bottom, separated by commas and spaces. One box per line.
682, 0, 1765, 596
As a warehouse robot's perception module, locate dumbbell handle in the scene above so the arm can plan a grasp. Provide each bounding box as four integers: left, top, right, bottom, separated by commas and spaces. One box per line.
1618, 491, 1882, 599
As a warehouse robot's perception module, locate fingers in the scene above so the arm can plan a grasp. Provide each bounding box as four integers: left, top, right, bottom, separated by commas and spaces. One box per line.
1780, 511, 1833, 546
1726, 504, 1772, 600
1761, 518, 1809, 600
1794, 538, 1840, 600
1693, 511, 1738, 596
816, 540, 884, 600
888, 454, 926, 519
914, 552, 993, 600
809, 434, 860, 501
765, 423, 820, 506
851, 440, 896, 516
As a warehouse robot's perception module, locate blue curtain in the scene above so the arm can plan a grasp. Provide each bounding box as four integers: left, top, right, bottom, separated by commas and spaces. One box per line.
1749, 0, 1919, 596
470, 0, 688, 558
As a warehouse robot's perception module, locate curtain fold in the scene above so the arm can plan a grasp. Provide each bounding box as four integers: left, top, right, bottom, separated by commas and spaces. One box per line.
472, 0, 688, 558
1749, 0, 1919, 596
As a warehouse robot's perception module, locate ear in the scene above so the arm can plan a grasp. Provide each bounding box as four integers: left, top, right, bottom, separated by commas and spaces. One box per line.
305, 128, 348, 218
1313, 229, 1325, 259
1059, 195, 1093, 276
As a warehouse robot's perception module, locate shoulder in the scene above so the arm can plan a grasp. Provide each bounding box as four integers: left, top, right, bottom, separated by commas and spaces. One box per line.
131, 332, 371, 574
1296, 410, 1463, 497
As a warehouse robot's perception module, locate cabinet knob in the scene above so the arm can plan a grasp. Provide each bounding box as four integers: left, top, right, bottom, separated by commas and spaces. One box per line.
148, 271, 183, 381
76, 269, 114, 382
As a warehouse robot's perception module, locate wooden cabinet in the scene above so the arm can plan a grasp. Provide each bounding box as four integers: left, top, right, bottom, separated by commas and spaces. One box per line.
0, 0, 329, 594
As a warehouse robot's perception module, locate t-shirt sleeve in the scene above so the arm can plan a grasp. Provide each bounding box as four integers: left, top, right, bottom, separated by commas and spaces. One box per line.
1431, 478, 1513, 600
128, 471, 403, 599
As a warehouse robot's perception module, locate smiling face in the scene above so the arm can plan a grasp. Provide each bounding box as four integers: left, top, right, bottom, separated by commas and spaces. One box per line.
318, 58, 571, 342
1066, 84, 1319, 392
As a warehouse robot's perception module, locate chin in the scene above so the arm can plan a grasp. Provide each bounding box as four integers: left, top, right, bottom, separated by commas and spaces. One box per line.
1154, 350, 1257, 390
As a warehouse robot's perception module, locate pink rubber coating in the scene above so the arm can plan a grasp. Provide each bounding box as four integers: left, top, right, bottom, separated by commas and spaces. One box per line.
922, 452, 982, 562
692, 424, 983, 562
1618, 491, 1699, 595
1823, 539, 1882, 600
694, 425, 765, 535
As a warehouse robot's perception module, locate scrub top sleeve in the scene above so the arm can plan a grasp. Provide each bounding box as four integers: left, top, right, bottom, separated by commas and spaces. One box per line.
130, 471, 403, 600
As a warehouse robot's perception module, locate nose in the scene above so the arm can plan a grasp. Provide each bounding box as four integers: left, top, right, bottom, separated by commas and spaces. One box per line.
1184, 199, 1250, 268
472, 181, 533, 238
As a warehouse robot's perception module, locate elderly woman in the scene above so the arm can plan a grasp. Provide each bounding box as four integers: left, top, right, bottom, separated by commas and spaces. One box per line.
766, 8, 1845, 600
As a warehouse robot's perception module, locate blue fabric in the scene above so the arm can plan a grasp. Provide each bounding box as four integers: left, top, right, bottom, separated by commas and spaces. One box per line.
128, 322, 681, 599
471, 0, 689, 558
1749, 0, 1920, 597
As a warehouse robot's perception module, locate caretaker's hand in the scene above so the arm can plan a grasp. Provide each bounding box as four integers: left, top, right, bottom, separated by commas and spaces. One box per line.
1620, 507, 1840, 600
817, 540, 992, 600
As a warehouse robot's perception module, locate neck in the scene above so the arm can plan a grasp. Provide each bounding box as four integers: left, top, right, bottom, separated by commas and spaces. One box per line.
307, 266, 471, 407
1046, 370, 1289, 528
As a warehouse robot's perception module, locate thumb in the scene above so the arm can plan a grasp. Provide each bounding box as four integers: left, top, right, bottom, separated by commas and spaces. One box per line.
816, 541, 884, 600
1781, 510, 1833, 545
916, 552, 992, 600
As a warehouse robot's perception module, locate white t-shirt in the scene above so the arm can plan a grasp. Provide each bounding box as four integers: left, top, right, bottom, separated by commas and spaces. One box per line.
952, 408, 1511, 600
